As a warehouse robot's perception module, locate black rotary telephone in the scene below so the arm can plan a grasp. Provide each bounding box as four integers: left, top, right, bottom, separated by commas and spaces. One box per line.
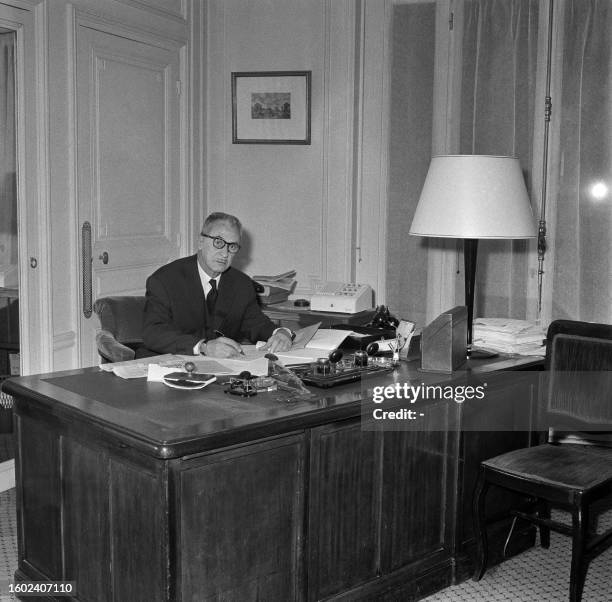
367, 305, 399, 330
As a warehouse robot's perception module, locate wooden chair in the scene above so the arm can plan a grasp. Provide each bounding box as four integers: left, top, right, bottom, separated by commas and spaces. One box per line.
93, 296, 146, 363
472, 319, 612, 602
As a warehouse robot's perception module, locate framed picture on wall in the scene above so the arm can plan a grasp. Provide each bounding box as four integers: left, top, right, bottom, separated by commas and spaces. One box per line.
231, 71, 311, 144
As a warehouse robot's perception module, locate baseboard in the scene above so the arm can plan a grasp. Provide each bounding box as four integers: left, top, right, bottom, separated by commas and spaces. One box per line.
0, 459, 15, 492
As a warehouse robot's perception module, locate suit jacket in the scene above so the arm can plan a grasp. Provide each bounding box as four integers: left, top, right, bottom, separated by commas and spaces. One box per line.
141, 254, 275, 355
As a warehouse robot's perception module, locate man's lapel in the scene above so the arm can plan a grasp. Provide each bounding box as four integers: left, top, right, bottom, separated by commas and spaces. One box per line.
189, 255, 206, 329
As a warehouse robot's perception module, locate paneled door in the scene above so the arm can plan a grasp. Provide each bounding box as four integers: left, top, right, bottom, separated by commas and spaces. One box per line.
76, 24, 183, 367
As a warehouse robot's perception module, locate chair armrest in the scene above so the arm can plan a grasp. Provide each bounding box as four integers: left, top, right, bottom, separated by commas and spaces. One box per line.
95, 329, 136, 363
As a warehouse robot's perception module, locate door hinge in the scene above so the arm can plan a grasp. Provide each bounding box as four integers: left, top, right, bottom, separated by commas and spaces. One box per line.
449, 11, 454, 31
176, 80, 182, 96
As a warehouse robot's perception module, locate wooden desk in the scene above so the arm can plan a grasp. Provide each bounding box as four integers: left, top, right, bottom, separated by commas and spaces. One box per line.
262, 301, 375, 330
6, 355, 542, 601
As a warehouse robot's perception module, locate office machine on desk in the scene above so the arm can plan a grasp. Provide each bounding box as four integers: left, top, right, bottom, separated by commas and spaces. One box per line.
310, 281, 373, 313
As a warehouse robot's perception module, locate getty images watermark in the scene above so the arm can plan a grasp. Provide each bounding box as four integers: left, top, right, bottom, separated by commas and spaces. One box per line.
359, 370, 550, 432
361, 370, 612, 432
361, 380, 487, 429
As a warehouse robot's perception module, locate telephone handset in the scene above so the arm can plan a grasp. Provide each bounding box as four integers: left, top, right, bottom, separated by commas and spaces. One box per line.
367, 305, 399, 330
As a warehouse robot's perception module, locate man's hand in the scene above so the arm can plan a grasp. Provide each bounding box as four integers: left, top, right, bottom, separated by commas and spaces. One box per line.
201, 337, 243, 358
263, 329, 293, 353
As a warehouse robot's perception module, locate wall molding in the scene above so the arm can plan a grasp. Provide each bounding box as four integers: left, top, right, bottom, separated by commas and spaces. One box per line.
114, 0, 186, 22
354, 0, 391, 302
53, 330, 77, 351
0, 0, 51, 375
318, 0, 357, 284
74, 3, 187, 47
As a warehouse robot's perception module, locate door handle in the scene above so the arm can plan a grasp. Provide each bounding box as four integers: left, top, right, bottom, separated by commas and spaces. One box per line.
82, 221, 92, 318
99, 251, 109, 264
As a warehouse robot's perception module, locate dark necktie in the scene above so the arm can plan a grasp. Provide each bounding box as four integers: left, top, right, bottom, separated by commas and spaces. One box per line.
206, 278, 218, 316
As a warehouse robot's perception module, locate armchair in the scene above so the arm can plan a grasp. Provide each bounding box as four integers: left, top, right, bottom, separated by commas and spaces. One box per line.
93, 296, 146, 363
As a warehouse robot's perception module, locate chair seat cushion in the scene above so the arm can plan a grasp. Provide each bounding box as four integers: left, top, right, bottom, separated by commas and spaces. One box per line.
483, 443, 612, 491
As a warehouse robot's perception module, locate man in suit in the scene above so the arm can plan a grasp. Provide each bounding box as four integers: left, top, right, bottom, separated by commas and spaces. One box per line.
141, 212, 293, 358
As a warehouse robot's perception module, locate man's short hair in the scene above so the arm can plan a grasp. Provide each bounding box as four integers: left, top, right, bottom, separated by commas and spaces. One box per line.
201, 212, 242, 237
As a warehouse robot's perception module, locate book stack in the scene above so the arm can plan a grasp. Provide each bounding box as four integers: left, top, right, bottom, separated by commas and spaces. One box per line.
253, 270, 297, 305
472, 318, 546, 356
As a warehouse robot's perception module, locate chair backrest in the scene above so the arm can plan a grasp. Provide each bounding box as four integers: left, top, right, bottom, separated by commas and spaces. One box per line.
544, 320, 612, 444
93, 296, 146, 346
545, 319, 612, 369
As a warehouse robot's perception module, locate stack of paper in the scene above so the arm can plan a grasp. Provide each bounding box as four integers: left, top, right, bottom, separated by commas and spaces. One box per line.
252, 270, 297, 304
472, 318, 546, 356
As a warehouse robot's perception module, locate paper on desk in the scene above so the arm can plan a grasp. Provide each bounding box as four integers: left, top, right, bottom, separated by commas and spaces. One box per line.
291, 323, 321, 348
100, 354, 186, 379
304, 329, 351, 351
273, 348, 337, 365
147, 364, 182, 382
245, 323, 323, 354
213, 356, 269, 376
101, 354, 269, 379
160, 355, 270, 377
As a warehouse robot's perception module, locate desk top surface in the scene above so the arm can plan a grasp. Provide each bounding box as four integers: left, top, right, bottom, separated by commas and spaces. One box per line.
6, 355, 542, 458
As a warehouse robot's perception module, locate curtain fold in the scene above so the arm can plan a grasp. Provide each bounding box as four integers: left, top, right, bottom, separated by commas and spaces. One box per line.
0, 32, 17, 267
551, 0, 612, 322
458, 0, 539, 321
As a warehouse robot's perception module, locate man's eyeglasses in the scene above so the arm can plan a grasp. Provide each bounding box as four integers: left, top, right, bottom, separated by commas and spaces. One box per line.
201, 233, 241, 254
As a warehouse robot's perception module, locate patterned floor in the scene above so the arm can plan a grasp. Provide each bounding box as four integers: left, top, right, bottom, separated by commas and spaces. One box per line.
0, 489, 17, 602
0, 486, 611, 600
423, 511, 612, 601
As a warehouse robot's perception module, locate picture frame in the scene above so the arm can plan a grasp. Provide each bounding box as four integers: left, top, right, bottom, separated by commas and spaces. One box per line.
231, 71, 311, 144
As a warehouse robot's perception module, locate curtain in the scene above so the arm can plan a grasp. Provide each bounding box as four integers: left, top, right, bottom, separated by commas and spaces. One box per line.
551, 0, 612, 322
458, 0, 540, 320
0, 32, 16, 267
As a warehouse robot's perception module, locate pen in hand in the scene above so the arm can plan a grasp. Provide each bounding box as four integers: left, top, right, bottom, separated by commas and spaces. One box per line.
214, 330, 245, 355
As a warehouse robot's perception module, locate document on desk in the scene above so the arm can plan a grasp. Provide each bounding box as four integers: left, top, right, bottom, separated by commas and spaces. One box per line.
273, 348, 336, 365
101, 354, 269, 379
283, 322, 349, 351
244, 323, 349, 363
304, 328, 351, 351
99, 354, 185, 379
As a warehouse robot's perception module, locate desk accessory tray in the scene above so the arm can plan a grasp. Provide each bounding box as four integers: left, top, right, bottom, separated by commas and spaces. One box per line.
291, 362, 392, 388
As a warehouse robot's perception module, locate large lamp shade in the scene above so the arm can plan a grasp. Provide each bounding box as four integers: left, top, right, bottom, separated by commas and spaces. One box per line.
409, 155, 536, 239
409, 155, 537, 356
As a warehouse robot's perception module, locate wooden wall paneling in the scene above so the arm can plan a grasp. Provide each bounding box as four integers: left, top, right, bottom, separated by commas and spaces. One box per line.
15, 414, 62, 579
110, 456, 168, 602
381, 424, 454, 573
62, 439, 112, 602
308, 419, 381, 600
63, 438, 112, 601
179, 434, 306, 601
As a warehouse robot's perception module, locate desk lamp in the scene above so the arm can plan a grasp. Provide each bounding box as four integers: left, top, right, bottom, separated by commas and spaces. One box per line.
409, 155, 536, 357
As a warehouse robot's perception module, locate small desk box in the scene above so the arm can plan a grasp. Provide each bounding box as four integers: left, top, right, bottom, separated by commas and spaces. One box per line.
420, 306, 468, 373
